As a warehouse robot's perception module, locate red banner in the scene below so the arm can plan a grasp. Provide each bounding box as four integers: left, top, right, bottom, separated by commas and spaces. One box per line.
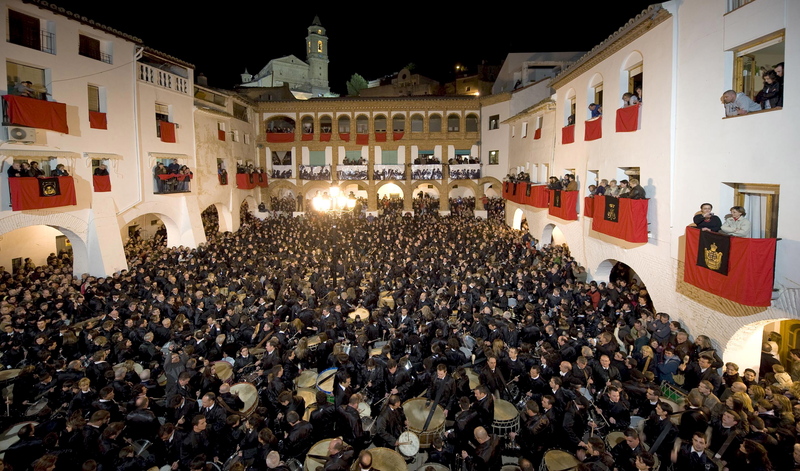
547, 190, 578, 220
356, 133, 369, 145
584, 196, 595, 217
218, 129, 226, 141
562, 125, 575, 144
683, 226, 777, 307
534, 128, 542, 140
157, 174, 191, 181
256, 173, 269, 187
585, 117, 602, 141
591, 197, 649, 243
89, 111, 107, 130
236, 173, 257, 189
159, 121, 176, 142
339, 133, 350, 142
375, 132, 387, 142
93, 175, 111, 192
530, 185, 549, 208
266, 132, 294, 143
616, 105, 640, 132
393, 132, 404, 141
9, 176, 76, 210
320, 133, 332, 142
3, 95, 69, 134
218, 174, 228, 185
301, 133, 313, 141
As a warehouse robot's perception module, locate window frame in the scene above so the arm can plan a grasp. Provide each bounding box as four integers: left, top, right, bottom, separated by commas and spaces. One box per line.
488, 150, 499, 165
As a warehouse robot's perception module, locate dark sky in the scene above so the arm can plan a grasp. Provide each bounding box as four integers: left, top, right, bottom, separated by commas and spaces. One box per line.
50, 2, 657, 95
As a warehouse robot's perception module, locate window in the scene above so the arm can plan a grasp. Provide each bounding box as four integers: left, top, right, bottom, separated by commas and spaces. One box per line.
733, 32, 784, 101
232, 130, 240, 142
317, 40, 323, 53
447, 114, 460, 132
233, 103, 248, 122
155, 103, 170, 137
272, 151, 292, 165
320, 115, 332, 133
7, 9, 54, 54
356, 115, 369, 133
392, 115, 405, 132
374, 115, 387, 132
511, 125, 515, 138
309, 151, 326, 166
730, 183, 779, 238
6, 60, 46, 99
411, 114, 424, 132
79, 34, 111, 64
488, 150, 499, 165
522, 122, 528, 138
727, 0, 754, 13
589, 79, 603, 119
194, 88, 226, 106
301, 116, 314, 134
488, 114, 499, 130
244, 133, 250, 145
566, 92, 576, 125
382, 150, 398, 165
535, 116, 543, 130
88, 85, 101, 112
338, 116, 351, 133
429, 114, 442, 132
465, 113, 478, 132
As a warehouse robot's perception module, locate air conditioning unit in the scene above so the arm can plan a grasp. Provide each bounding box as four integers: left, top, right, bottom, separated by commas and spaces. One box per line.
5, 126, 35, 144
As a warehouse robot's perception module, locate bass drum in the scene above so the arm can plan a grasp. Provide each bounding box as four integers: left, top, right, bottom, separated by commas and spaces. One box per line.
505, 381, 521, 404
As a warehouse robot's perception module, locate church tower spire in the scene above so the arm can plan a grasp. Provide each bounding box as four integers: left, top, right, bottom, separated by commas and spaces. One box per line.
306, 15, 330, 96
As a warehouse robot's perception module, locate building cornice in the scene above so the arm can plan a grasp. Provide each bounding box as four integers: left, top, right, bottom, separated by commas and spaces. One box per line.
549, 4, 671, 90
22, 0, 143, 44
503, 99, 555, 124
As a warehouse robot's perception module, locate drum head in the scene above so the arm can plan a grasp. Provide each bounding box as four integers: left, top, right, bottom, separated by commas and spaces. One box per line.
305, 439, 349, 471
296, 370, 319, 389
349, 307, 369, 321
25, 399, 49, 417
369, 447, 407, 470
114, 362, 143, 375
423, 464, 449, 471
605, 431, 626, 449
316, 368, 337, 394
296, 388, 318, 412
398, 431, 420, 457
543, 450, 579, 471
402, 398, 445, 431
230, 383, 258, 416
494, 399, 518, 421
357, 402, 370, 418
464, 368, 479, 390
0, 369, 21, 382
214, 361, 233, 382
0, 421, 38, 456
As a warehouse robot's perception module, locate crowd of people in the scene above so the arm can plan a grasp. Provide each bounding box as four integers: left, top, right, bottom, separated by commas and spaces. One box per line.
270, 196, 297, 214
448, 197, 475, 217
153, 160, 193, 194
722, 63, 784, 116
0, 209, 796, 471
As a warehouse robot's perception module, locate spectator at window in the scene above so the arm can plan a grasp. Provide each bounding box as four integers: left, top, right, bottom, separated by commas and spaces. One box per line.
635, 86, 643, 103
15, 81, 36, 98
721, 90, 761, 116
617, 180, 630, 197
588, 103, 602, 118
547, 177, 563, 190
28, 161, 45, 177
53, 164, 69, 176
7, 162, 23, 178
588, 185, 597, 195
19, 162, 31, 177
720, 206, 751, 238
622, 93, 637, 107
595, 179, 608, 196
565, 175, 578, 191
567, 114, 576, 126
619, 178, 645, 199
775, 62, 783, 83
759, 70, 782, 109
94, 164, 109, 176
693, 203, 722, 232
167, 159, 181, 174
607, 179, 620, 197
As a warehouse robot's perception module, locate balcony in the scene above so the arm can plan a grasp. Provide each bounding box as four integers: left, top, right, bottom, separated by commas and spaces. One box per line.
7, 11, 55, 54
138, 63, 190, 95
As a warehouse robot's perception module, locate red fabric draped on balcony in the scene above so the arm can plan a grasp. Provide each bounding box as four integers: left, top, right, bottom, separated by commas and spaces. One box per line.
89, 111, 107, 130
218, 174, 228, 185
534, 128, 542, 140
256, 173, 269, 187
375, 132, 387, 142
616, 105, 640, 132
590, 196, 649, 243
3, 95, 69, 134
547, 190, 578, 220
157, 174, 191, 181
529, 184, 549, 208
584, 196, 595, 217
585, 118, 602, 141
236, 173, 257, 190
218, 130, 226, 141
356, 133, 369, 145
393, 132, 404, 140
9, 176, 77, 210
339, 133, 350, 142
320, 133, 332, 142
683, 226, 777, 307
93, 175, 111, 192
159, 121, 176, 142
301, 133, 313, 141
561, 125, 575, 144
266, 132, 294, 143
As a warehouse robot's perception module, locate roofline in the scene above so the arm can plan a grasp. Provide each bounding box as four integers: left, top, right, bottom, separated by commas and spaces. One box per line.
22, 0, 143, 44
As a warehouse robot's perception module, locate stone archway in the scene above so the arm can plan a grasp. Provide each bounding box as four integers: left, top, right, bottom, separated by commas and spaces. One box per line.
0, 215, 91, 275
542, 223, 566, 247
512, 208, 525, 230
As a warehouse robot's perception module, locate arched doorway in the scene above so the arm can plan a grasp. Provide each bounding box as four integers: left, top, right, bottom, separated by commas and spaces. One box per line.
448, 185, 476, 216
512, 208, 525, 230
271, 187, 297, 213
725, 318, 794, 381
201, 205, 219, 238
596, 259, 655, 312
542, 223, 566, 247
412, 183, 441, 214
376, 183, 404, 215
0, 225, 85, 275
122, 214, 169, 245
240, 199, 254, 223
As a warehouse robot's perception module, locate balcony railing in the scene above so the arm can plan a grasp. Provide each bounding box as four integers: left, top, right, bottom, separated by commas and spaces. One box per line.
138, 63, 190, 95
7, 28, 55, 54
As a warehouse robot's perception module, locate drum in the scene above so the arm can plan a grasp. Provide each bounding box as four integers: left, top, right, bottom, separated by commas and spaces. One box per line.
221, 452, 239, 471
229, 382, 258, 417
114, 362, 143, 375
349, 308, 369, 321
630, 415, 645, 432
0, 369, 21, 387
250, 348, 266, 359
206, 462, 222, 471
132, 439, 152, 458
285, 458, 303, 471
368, 447, 407, 470
157, 372, 167, 387
357, 401, 371, 418
296, 370, 319, 389
304, 438, 349, 471
493, 399, 520, 437
464, 368, 480, 390
316, 368, 337, 403
296, 388, 319, 421
397, 430, 420, 458
605, 431, 626, 451
402, 397, 445, 449
307, 335, 323, 350
540, 449, 580, 471
214, 361, 234, 383
24, 398, 49, 417
422, 464, 450, 471
0, 421, 38, 457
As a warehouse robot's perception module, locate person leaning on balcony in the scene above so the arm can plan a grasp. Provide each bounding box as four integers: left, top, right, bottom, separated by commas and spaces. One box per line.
620, 178, 646, 200
693, 203, 722, 232
565, 174, 578, 191
53, 164, 69, 177
93, 164, 109, 176
719, 206, 751, 238
7, 162, 23, 178
721, 90, 761, 116
28, 161, 44, 177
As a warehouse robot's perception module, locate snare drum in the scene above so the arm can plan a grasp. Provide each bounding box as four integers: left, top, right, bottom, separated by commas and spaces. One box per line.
24, 398, 49, 417
214, 361, 234, 384
305, 439, 349, 471
605, 431, 626, 451
229, 382, 258, 417
397, 430, 420, 458
540, 449, 580, 471
492, 399, 520, 437
368, 447, 407, 470
0, 421, 38, 457
316, 368, 337, 403
307, 335, 323, 350
285, 458, 303, 471
296, 370, 319, 389
402, 397, 445, 449
296, 387, 319, 420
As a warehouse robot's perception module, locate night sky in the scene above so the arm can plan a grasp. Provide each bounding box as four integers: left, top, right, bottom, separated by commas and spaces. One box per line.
47, 1, 657, 95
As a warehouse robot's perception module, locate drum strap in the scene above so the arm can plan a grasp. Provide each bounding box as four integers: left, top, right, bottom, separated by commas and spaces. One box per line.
423, 382, 445, 431
650, 419, 673, 453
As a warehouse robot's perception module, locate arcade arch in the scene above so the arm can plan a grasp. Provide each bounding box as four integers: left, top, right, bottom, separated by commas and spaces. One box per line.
0, 224, 88, 275
542, 223, 566, 247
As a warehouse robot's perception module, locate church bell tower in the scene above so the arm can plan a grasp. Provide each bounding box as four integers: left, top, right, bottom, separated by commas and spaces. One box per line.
306, 16, 330, 96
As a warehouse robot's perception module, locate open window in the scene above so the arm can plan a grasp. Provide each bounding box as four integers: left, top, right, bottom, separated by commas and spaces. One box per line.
6, 60, 47, 100
728, 183, 779, 238
733, 31, 784, 102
